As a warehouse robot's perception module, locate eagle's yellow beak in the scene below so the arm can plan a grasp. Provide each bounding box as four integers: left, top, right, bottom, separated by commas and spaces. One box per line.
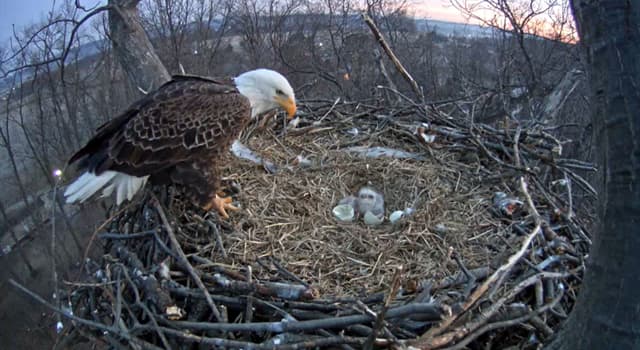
276, 95, 297, 119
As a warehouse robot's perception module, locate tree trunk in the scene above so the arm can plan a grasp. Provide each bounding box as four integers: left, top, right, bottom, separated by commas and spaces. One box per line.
548, 1, 640, 348
108, 0, 171, 91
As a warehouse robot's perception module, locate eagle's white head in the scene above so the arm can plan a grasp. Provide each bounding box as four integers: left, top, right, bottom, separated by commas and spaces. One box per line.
234, 69, 296, 119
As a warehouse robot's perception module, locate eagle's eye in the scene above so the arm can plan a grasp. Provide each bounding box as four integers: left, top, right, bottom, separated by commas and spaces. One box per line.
275, 89, 285, 96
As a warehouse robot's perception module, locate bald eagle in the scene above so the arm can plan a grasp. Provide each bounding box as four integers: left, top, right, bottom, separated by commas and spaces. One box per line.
64, 69, 296, 218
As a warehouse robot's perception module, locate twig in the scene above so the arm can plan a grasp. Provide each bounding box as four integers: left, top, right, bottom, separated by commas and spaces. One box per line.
417, 272, 567, 349
206, 220, 227, 258
118, 265, 171, 349
266, 256, 310, 287
98, 230, 157, 240
529, 315, 554, 338
1, 5, 112, 79
365, 265, 403, 349
435, 267, 491, 290
77, 202, 136, 281
373, 48, 400, 102
450, 250, 477, 298
134, 325, 368, 349
483, 177, 546, 300
520, 177, 542, 219
563, 166, 597, 196
435, 282, 565, 350
165, 302, 442, 333
316, 97, 341, 123
513, 126, 522, 168
245, 266, 254, 323
151, 230, 180, 260
564, 172, 574, 218
209, 273, 318, 301
8, 279, 164, 350
362, 13, 424, 102
377, 85, 424, 109
469, 128, 532, 174
419, 222, 541, 342
151, 197, 223, 322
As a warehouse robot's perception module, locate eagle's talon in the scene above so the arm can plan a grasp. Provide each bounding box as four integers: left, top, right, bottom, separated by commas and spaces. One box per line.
204, 194, 239, 219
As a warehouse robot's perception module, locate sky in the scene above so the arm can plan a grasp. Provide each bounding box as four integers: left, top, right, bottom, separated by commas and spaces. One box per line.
412, 0, 465, 23
0, 0, 106, 45
0, 0, 59, 44
0, 0, 465, 46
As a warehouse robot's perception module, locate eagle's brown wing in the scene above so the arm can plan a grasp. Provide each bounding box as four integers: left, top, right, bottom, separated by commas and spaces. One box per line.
69, 76, 251, 180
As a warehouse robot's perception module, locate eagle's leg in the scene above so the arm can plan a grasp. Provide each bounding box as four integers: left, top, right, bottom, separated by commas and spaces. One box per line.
169, 162, 240, 219
203, 194, 239, 219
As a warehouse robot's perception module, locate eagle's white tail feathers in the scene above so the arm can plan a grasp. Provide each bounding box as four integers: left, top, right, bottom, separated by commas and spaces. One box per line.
64, 171, 149, 205
64, 171, 117, 203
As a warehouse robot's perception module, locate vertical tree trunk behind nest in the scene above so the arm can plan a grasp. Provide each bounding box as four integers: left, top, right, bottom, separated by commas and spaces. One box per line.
547, 1, 640, 348
108, 0, 170, 91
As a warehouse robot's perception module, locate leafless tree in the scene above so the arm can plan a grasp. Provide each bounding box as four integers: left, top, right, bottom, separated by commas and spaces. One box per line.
451, 0, 576, 95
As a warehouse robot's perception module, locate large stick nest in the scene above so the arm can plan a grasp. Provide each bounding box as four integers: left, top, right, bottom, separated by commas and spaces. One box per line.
54, 97, 594, 349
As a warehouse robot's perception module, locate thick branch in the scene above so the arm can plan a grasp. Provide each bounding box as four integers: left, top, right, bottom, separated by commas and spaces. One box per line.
108, 0, 170, 90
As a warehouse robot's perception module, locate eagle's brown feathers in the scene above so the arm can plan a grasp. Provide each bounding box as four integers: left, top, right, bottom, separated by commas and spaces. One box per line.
68, 75, 251, 206
64, 69, 295, 215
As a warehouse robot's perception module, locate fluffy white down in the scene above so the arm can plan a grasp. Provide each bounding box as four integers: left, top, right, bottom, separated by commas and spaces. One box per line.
64, 171, 149, 205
